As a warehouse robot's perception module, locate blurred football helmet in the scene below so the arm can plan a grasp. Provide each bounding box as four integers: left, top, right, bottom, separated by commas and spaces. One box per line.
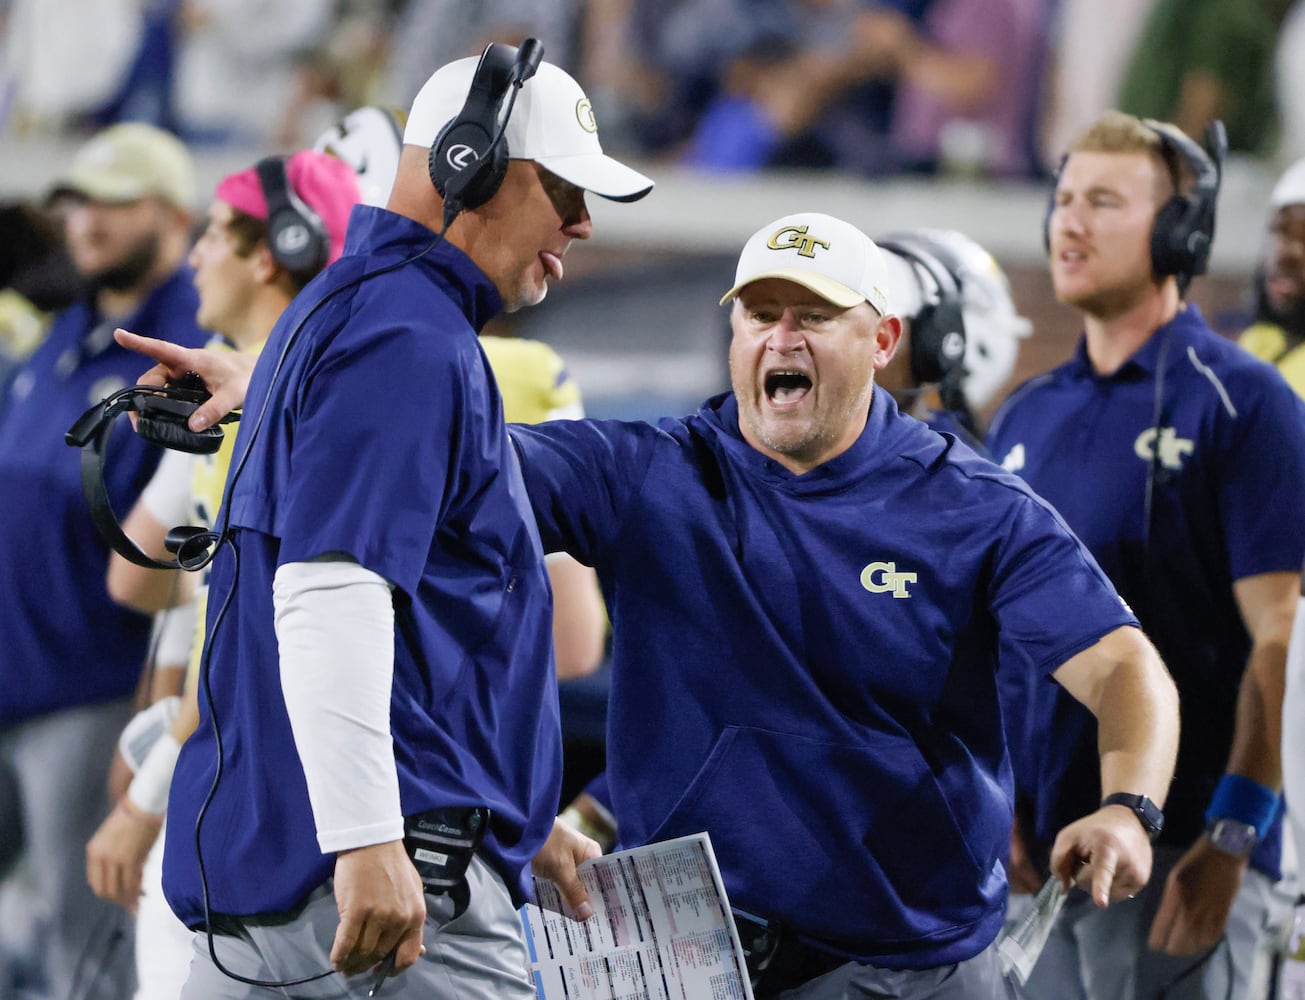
313, 105, 407, 208
879, 228, 1032, 412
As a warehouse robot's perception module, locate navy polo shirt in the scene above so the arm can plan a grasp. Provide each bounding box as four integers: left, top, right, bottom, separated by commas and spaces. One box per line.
511, 389, 1135, 968
163, 208, 562, 927
0, 270, 203, 725
988, 305, 1305, 877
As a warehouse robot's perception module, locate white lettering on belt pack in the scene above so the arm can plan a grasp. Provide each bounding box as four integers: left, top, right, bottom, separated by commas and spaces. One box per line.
861, 561, 917, 598
414, 848, 450, 866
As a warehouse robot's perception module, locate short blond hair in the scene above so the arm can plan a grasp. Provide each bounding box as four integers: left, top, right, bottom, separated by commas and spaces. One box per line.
1065, 110, 1181, 202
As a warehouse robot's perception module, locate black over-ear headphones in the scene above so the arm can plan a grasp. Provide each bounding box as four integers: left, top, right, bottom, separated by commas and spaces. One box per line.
878, 236, 967, 386
1043, 120, 1227, 291
65, 374, 238, 569
428, 39, 544, 220
1146, 119, 1225, 284
255, 156, 330, 277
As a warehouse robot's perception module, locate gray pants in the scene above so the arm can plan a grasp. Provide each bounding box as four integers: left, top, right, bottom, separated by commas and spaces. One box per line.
0, 699, 136, 1000
774, 941, 1015, 999
181, 854, 534, 999
1014, 846, 1297, 999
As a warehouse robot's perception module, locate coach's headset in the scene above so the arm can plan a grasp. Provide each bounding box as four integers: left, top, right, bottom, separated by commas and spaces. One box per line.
1044, 118, 1228, 294
67, 39, 543, 576
876, 235, 967, 388
257, 154, 331, 277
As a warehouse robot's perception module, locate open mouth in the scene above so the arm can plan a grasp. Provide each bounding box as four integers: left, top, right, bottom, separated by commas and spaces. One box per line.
765, 370, 812, 405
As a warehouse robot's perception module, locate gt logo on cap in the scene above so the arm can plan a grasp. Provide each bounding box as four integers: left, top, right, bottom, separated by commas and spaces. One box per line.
576, 98, 597, 133
767, 225, 831, 259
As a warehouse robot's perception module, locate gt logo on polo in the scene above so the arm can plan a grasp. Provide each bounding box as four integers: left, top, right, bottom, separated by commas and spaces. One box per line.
860, 561, 917, 598
767, 225, 831, 259
1133, 427, 1193, 471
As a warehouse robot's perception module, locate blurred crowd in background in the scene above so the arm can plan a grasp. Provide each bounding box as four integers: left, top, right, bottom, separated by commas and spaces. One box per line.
2, 0, 1304, 183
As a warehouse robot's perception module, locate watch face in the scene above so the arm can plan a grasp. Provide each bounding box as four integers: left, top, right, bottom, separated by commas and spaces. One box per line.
1208, 819, 1257, 858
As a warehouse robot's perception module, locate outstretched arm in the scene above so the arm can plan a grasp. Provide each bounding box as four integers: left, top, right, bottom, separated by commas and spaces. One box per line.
1049, 625, 1180, 905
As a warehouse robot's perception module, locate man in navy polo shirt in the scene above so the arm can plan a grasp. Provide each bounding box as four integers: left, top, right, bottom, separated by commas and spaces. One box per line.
511, 212, 1180, 998
0, 123, 206, 999
153, 49, 653, 999
989, 110, 1305, 997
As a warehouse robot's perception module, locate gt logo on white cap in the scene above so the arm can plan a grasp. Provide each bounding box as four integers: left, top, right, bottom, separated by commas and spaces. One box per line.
575, 98, 597, 133
767, 225, 831, 259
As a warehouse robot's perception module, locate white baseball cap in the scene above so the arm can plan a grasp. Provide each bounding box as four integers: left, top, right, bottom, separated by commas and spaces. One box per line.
404, 55, 653, 203
720, 213, 891, 314
1270, 157, 1305, 210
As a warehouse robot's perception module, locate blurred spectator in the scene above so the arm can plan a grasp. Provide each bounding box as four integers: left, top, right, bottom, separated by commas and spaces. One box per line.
0, 122, 206, 1000
0, 201, 83, 383
90, 0, 182, 131
886, 0, 1048, 178
1116, 0, 1284, 155
1, 0, 143, 133
678, 0, 935, 173
1240, 158, 1305, 398
1276, 0, 1305, 163
381, 0, 579, 106
172, 0, 332, 145
1040, 0, 1157, 169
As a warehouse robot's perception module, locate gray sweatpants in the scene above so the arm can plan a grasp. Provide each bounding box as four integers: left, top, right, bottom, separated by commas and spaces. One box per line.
774, 941, 1016, 999
1013, 845, 1297, 999
180, 854, 535, 999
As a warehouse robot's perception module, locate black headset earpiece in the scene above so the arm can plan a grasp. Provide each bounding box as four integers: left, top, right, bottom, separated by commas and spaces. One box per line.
428, 44, 520, 214
255, 156, 330, 277
1144, 118, 1225, 286
879, 237, 967, 386
428, 39, 544, 219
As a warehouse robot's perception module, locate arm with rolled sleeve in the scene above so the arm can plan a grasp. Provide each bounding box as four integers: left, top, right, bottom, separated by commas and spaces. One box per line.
992, 491, 1179, 907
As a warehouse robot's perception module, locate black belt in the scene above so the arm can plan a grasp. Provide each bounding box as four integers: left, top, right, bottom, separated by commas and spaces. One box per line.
734, 911, 855, 996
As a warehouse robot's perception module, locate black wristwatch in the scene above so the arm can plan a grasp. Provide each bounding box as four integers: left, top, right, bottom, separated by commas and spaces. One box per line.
1101, 793, 1164, 841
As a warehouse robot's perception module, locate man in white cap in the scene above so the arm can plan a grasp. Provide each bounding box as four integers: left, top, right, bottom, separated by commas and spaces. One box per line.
146, 42, 651, 999
1239, 158, 1305, 399
512, 212, 1178, 997
0, 122, 206, 1000
115, 206, 1177, 996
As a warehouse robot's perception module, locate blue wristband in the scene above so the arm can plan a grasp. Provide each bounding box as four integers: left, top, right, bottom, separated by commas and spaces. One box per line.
1204, 774, 1280, 837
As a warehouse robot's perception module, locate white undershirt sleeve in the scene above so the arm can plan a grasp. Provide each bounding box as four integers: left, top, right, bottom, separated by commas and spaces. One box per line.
139, 447, 195, 527
272, 558, 403, 854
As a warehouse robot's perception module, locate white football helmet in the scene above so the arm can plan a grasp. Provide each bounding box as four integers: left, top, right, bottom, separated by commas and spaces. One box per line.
313, 106, 407, 208
879, 228, 1032, 412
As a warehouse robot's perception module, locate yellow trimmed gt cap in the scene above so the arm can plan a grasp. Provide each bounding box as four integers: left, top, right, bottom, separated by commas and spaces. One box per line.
51, 123, 196, 209
720, 212, 891, 314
